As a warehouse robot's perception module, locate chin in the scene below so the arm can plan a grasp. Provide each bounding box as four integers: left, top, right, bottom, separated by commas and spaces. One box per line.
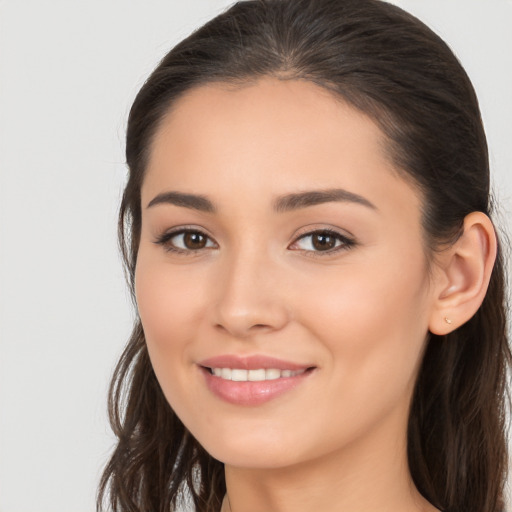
194, 427, 302, 469
208, 446, 299, 470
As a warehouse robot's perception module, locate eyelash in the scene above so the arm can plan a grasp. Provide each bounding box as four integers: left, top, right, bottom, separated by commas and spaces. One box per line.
153, 227, 356, 257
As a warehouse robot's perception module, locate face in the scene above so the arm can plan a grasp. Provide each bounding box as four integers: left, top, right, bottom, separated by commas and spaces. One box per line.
135, 78, 437, 469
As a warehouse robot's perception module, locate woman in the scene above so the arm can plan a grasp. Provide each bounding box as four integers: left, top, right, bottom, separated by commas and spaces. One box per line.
97, 0, 511, 511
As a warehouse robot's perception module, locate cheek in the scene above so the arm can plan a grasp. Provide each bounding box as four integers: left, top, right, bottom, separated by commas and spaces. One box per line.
135, 258, 205, 347
134, 255, 209, 408
134, 256, 214, 428
301, 253, 431, 406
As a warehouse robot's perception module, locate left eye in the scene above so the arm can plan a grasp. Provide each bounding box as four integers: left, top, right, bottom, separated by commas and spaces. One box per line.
291, 230, 353, 252
172, 231, 214, 250
155, 229, 217, 253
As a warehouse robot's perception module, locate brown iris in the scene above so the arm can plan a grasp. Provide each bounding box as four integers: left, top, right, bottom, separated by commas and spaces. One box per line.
183, 231, 208, 249
311, 232, 337, 251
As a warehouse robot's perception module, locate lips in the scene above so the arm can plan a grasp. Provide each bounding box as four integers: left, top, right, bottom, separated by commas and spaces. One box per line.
211, 367, 307, 381
199, 354, 312, 371
198, 354, 315, 406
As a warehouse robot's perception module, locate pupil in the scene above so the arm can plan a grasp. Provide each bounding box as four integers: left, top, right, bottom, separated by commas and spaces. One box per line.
184, 232, 206, 249
313, 233, 335, 251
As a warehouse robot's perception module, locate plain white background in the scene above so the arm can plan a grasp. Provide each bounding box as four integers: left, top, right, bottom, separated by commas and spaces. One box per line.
0, 1, 510, 511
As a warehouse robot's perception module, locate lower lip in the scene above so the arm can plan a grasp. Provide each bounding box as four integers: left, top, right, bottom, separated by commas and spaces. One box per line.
200, 367, 313, 406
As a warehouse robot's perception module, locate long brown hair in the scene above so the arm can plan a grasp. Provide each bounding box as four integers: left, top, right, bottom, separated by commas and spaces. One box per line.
97, 1, 511, 511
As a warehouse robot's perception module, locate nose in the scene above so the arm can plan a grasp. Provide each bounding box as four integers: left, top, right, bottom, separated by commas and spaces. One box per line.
212, 249, 290, 339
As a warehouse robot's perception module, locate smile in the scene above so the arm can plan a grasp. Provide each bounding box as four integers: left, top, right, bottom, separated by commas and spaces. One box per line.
209, 368, 307, 381
198, 355, 315, 406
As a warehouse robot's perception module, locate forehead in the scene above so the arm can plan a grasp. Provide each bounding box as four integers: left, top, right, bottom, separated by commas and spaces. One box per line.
148, 78, 387, 172
143, 77, 421, 219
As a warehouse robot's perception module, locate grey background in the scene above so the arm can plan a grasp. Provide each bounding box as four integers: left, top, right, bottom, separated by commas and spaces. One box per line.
0, 1, 510, 511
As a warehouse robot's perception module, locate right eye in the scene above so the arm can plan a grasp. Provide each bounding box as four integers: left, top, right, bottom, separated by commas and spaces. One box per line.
154, 229, 217, 254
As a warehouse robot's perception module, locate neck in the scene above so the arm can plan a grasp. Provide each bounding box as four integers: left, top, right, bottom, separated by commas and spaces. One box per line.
221, 405, 439, 512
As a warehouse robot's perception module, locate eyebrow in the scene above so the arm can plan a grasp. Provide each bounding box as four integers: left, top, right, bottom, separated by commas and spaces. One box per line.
147, 191, 216, 213
273, 188, 377, 212
146, 188, 377, 213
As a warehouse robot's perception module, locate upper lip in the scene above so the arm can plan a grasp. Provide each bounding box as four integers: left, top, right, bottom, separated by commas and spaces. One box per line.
198, 354, 314, 371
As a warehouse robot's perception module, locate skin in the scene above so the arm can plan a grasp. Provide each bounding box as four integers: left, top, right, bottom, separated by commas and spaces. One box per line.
135, 77, 495, 512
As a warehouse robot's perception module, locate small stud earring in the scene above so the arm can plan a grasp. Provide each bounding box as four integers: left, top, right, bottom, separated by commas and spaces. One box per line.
444, 317, 452, 325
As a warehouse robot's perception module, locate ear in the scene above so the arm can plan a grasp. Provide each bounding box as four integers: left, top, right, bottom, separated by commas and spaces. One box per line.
428, 212, 497, 335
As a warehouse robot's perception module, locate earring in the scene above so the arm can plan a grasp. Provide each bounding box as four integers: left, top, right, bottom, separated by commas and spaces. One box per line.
444, 317, 452, 325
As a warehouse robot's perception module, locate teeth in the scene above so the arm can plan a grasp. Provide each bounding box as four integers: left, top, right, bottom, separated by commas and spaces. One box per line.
248, 369, 266, 381
221, 368, 232, 380
210, 367, 306, 381
265, 368, 281, 380
231, 369, 248, 381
